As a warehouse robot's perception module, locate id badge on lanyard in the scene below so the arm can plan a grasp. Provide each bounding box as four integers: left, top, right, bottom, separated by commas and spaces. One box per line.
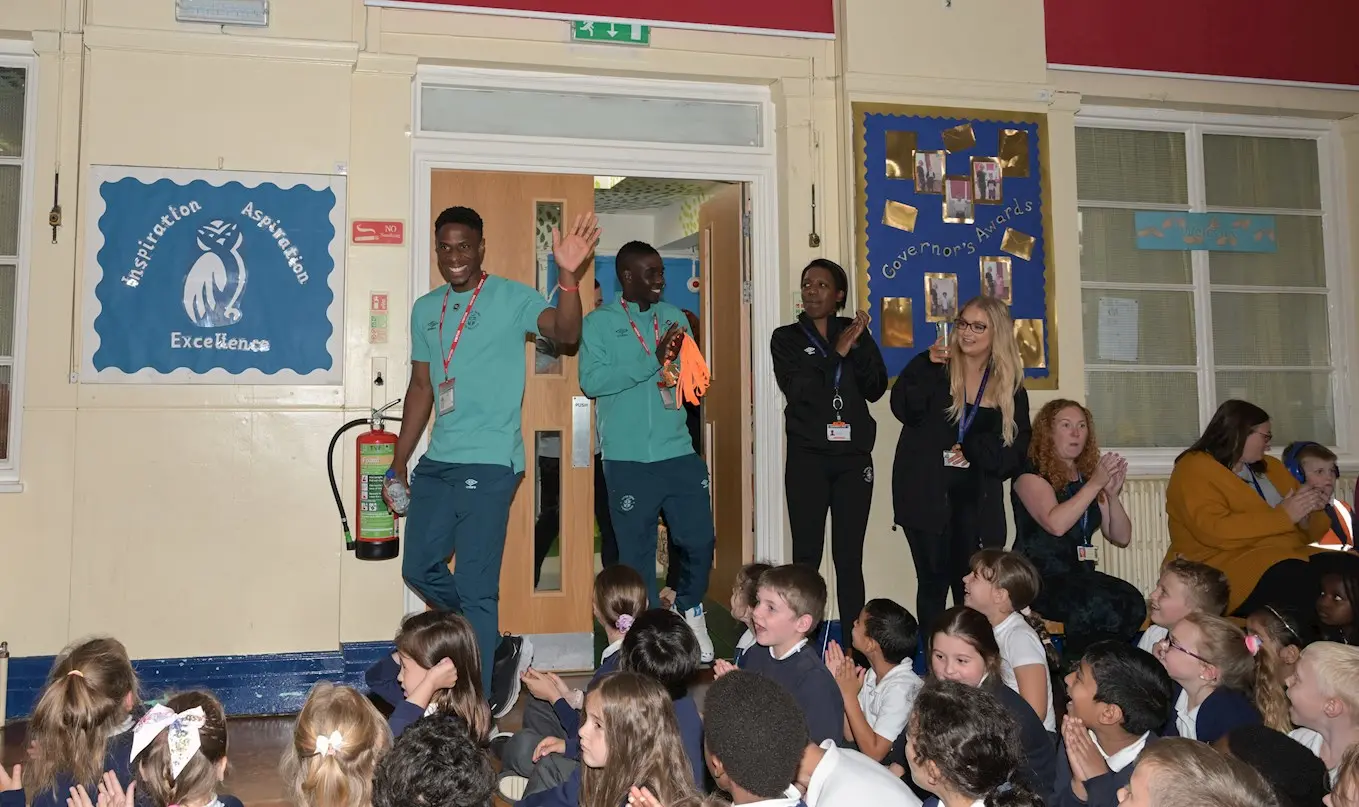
944, 367, 990, 468
1073, 487, 1098, 564
799, 323, 851, 443
625, 302, 679, 407
437, 275, 486, 418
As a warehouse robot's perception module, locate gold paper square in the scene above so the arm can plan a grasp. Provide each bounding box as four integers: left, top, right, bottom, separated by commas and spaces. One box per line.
885, 131, 917, 179
999, 129, 1030, 177
880, 297, 914, 348
1001, 228, 1036, 261
883, 200, 919, 232
941, 122, 976, 153
1014, 319, 1046, 369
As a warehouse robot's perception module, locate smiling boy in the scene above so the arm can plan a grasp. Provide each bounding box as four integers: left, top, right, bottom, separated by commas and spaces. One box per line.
714, 564, 844, 745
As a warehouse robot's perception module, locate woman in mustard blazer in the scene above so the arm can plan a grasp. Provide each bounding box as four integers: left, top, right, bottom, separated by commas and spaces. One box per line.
1166, 400, 1330, 616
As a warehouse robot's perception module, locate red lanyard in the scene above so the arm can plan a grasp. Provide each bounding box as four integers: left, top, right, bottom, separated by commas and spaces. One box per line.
621, 300, 660, 356
438, 273, 487, 376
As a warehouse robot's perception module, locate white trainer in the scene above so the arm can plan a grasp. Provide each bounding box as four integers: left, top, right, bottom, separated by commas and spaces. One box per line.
682, 603, 715, 664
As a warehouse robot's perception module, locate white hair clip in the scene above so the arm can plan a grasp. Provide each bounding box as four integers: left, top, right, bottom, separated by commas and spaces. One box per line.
315, 730, 345, 758
130, 705, 208, 780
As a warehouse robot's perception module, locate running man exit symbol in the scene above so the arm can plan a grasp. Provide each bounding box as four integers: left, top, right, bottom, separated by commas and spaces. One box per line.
572, 19, 651, 45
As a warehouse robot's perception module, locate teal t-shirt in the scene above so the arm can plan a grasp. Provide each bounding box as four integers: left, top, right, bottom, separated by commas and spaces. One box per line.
410, 274, 549, 472
579, 299, 694, 463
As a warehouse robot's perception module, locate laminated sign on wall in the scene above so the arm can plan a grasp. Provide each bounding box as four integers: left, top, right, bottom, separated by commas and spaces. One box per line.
82, 166, 346, 384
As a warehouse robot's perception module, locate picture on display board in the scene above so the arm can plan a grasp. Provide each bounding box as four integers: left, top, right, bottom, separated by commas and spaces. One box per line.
942, 176, 974, 224
924, 273, 958, 322
853, 103, 1057, 387
980, 256, 1012, 304
915, 150, 945, 194
972, 157, 1003, 204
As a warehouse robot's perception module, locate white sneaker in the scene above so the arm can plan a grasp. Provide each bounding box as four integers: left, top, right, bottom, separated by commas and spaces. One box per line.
498, 774, 529, 803
682, 603, 715, 663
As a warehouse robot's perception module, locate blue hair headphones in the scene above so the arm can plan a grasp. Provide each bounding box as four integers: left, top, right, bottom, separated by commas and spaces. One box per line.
1283, 441, 1325, 483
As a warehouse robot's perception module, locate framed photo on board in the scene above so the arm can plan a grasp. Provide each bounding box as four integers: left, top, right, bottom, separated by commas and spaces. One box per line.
971, 157, 1003, 204
924, 273, 958, 322
915, 150, 945, 194
980, 256, 1012, 304
943, 176, 974, 224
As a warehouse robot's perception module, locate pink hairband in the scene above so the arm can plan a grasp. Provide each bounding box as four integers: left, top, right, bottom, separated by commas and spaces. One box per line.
616, 614, 634, 633
1244, 634, 1262, 657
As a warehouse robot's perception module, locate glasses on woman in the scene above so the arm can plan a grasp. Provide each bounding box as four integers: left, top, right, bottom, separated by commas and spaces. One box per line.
954, 317, 988, 334
1159, 635, 1211, 665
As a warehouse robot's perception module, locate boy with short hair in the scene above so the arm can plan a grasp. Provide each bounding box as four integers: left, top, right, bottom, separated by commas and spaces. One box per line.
1056, 642, 1175, 807
702, 671, 810, 806
1137, 558, 1231, 652
824, 598, 921, 761
1285, 441, 1354, 549
714, 564, 845, 745
373, 712, 496, 807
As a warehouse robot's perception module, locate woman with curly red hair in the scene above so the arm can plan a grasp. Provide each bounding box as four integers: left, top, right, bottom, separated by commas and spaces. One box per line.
1011, 399, 1145, 659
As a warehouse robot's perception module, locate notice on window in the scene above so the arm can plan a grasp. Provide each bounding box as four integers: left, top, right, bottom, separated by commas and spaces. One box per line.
1097, 297, 1139, 363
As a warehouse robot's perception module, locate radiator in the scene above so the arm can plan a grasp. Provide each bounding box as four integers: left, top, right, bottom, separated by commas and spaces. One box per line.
1095, 475, 1358, 595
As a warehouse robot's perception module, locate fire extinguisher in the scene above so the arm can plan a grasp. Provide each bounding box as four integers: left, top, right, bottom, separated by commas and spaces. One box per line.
328, 398, 402, 560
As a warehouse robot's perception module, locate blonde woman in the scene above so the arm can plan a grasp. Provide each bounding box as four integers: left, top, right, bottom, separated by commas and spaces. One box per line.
890, 295, 1030, 635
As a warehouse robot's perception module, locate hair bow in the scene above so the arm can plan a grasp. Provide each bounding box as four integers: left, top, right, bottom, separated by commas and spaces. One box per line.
130, 705, 207, 780
1244, 634, 1263, 657
615, 614, 635, 633
315, 730, 345, 758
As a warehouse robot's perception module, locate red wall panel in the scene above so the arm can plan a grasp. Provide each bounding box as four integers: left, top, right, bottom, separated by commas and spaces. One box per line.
1045, 0, 1359, 87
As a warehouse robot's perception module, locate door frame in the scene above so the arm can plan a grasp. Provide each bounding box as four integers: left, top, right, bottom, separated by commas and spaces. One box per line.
404, 66, 787, 618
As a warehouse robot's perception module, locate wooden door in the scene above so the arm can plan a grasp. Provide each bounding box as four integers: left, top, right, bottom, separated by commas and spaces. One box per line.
428, 170, 595, 636
698, 184, 753, 601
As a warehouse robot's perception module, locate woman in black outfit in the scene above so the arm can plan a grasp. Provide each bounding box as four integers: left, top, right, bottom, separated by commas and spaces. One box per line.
771, 258, 888, 625
891, 295, 1030, 638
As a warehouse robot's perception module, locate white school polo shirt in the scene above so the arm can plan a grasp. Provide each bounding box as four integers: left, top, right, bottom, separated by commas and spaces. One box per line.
1173, 689, 1201, 741
859, 663, 923, 743
803, 740, 922, 807
994, 612, 1056, 732
1290, 727, 1339, 785
1137, 625, 1168, 653
1096, 731, 1150, 773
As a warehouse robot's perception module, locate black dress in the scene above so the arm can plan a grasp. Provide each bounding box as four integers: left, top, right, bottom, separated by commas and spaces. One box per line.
1011, 465, 1147, 661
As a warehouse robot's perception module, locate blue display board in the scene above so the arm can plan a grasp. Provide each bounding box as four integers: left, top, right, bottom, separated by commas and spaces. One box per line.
854, 104, 1056, 387
1134, 211, 1277, 252
82, 166, 345, 384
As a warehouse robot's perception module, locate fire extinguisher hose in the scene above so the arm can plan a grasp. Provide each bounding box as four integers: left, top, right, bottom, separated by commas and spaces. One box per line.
327, 416, 400, 551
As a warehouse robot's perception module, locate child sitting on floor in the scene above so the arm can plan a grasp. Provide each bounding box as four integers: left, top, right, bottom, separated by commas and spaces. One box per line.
823, 598, 921, 761
1137, 558, 1231, 653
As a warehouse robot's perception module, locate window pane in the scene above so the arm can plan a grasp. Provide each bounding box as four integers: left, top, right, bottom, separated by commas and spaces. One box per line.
1076, 128, 1188, 205
0, 264, 13, 357
1210, 292, 1329, 368
0, 67, 23, 158
0, 165, 18, 257
533, 431, 563, 592
1204, 135, 1320, 210
1079, 208, 1192, 284
1082, 289, 1196, 366
1086, 371, 1201, 448
1206, 214, 1324, 288
0, 363, 8, 461
1215, 370, 1335, 445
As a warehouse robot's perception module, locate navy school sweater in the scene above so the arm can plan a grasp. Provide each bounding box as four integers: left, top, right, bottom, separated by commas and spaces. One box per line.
739, 641, 845, 746
366, 653, 428, 738
1161, 685, 1260, 745
26, 718, 136, 807
1052, 735, 1156, 807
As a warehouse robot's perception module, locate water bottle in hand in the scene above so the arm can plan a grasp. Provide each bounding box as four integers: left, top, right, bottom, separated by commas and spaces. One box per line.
384, 468, 410, 516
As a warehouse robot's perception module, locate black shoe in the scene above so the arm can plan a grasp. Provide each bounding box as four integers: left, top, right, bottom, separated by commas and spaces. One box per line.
489, 633, 534, 718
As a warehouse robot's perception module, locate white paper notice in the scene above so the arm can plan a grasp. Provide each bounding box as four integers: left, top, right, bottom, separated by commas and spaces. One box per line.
1098, 297, 1139, 362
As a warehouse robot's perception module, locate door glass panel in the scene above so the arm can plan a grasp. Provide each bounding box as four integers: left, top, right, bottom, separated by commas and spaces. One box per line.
533, 430, 563, 592
535, 200, 564, 375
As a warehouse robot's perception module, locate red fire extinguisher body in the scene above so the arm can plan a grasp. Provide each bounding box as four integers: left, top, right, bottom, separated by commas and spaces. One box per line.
355, 427, 400, 560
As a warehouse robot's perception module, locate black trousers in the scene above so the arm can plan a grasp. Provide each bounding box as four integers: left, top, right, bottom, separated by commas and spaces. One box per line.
785, 449, 874, 626
902, 495, 984, 641
532, 456, 618, 587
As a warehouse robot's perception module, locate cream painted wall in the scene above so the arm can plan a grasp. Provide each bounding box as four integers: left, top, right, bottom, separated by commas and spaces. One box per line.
0, 0, 837, 658
595, 213, 656, 253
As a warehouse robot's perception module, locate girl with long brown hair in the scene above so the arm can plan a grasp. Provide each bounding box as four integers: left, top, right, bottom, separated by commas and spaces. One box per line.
890, 295, 1031, 638
1011, 399, 1145, 659
364, 610, 492, 745
24, 637, 140, 807
520, 672, 698, 807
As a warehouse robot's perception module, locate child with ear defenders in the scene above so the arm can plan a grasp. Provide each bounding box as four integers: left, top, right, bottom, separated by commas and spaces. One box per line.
1283, 441, 1353, 550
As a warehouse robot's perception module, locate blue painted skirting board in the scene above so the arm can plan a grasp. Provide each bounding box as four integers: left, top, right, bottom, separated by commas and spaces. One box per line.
5, 642, 392, 721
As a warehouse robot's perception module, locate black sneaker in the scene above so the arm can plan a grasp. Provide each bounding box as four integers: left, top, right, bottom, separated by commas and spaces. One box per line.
489, 633, 534, 718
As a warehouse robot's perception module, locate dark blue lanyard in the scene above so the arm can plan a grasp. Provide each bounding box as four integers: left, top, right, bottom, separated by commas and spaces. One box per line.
798, 322, 842, 391
1245, 469, 1267, 501
1072, 477, 1092, 546
956, 367, 991, 444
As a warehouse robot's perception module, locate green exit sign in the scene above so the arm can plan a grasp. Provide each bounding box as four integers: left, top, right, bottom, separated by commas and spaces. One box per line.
572, 20, 651, 46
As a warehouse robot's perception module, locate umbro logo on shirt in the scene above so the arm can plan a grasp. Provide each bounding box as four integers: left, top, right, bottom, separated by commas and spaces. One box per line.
615, 328, 630, 337
804, 347, 816, 354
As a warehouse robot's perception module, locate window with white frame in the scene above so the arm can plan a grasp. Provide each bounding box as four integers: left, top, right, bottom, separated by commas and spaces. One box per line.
1076, 113, 1340, 456
0, 59, 27, 468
